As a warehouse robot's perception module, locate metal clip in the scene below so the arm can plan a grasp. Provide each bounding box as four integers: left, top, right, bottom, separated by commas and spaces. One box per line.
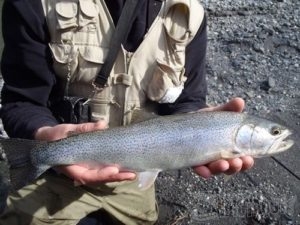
92, 81, 107, 93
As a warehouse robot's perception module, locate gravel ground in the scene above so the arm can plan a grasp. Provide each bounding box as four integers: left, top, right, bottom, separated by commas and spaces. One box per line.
0, 0, 299, 225
156, 0, 300, 225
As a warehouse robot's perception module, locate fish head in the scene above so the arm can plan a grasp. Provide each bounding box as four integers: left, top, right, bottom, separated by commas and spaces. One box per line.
234, 116, 294, 158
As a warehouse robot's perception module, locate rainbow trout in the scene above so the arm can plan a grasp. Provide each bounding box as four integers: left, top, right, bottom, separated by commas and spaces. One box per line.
0, 111, 294, 211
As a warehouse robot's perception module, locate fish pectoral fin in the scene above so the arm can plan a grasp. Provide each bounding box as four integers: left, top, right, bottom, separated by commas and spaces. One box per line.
220, 151, 234, 159
220, 149, 242, 159
137, 170, 161, 191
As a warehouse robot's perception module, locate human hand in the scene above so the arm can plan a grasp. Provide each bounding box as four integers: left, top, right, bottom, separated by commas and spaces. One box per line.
193, 97, 254, 179
34, 121, 136, 185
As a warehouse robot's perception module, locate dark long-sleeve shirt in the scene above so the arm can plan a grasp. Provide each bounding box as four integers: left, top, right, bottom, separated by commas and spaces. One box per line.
0, 0, 208, 139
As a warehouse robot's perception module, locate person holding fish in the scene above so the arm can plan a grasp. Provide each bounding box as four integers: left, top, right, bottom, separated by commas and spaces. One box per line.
0, 0, 254, 224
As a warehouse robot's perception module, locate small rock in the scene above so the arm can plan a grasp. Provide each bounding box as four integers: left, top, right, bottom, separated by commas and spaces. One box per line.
245, 91, 255, 98
260, 77, 276, 91
253, 43, 265, 53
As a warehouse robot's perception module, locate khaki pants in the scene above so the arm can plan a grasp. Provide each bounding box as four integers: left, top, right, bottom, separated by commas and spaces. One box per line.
0, 171, 158, 225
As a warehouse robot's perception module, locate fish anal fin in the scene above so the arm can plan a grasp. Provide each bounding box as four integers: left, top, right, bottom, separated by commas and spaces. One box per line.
137, 170, 161, 191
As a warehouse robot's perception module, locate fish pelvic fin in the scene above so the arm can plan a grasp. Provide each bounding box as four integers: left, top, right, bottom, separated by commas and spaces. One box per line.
0, 138, 48, 190
137, 170, 161, 191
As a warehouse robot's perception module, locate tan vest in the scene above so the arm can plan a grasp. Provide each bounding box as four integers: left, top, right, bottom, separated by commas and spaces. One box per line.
42, 0, 205, 127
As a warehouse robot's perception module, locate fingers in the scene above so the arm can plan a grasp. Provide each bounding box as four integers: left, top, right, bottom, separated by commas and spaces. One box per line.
240, 156, 255, 171
56, 165, 136, 186
194, 156, 254, 179
215, 97, 245, 112
223, 156, 254, 174
194, 160, 229, 178
193, 166, 213, 179
73, 120, 108, 133
34, 120, 108, 141
200, 97, 245, 113
78, 166, 136, 184
224, 158, 243, 175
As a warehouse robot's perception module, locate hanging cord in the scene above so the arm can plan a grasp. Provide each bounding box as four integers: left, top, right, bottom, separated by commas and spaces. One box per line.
63, 39, 75, 97
271, 156, 300, 181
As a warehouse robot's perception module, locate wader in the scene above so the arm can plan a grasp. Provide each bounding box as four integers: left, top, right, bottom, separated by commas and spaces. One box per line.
0, 0, 204, 224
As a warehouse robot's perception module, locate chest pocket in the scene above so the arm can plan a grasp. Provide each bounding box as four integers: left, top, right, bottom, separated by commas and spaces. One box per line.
49, 0, 107, 84
55, 0, 98, 30
147, 3, 191, 103
55, 1, 78, 30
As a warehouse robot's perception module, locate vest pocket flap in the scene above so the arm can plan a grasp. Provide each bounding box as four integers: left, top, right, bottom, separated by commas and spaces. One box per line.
56, 2, 78, 19
79, 0, 99, 18
79, 46, 108, 64
49, 43, 77, 64
164, 3, 190, 43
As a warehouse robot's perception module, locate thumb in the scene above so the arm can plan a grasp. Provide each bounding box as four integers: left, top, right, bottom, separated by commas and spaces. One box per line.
215, 97, 245, 112
201, 97, 245, 113
35, 121, 108, 141
73, 120, 108, 133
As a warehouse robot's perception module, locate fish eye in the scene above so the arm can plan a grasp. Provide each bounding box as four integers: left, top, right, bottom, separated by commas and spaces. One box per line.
271, 127, 281, 136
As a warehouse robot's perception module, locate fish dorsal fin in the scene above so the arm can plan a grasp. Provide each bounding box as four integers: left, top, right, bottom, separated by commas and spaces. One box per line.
137, 170, 161, 190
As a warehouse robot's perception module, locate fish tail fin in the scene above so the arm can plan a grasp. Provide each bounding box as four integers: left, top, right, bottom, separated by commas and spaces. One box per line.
0, 137, 47, 190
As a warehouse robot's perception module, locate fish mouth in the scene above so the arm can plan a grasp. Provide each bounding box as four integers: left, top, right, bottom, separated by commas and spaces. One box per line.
270, 130, 294, 154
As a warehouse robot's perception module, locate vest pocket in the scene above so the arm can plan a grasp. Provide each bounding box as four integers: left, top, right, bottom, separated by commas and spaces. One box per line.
76, 46, 108, 82
79, 0, 99, 27
78, 46, 108, 64
50, 44, 108, 82
147, 60, 186, 103
49, 43, 79, 81
145, 2, 190, 104
163, 3, 192, 69
55, 1, 78, 30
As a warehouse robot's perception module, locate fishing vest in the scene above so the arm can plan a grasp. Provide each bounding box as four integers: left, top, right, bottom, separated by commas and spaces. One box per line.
41, 0, 205, 127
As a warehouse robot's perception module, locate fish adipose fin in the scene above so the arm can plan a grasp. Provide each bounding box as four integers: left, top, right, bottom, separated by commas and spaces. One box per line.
0, 138, 47, 190
137, 170, 161, 190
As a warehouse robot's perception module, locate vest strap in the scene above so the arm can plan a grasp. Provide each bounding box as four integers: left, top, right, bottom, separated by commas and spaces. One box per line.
93, 0, 140, 88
